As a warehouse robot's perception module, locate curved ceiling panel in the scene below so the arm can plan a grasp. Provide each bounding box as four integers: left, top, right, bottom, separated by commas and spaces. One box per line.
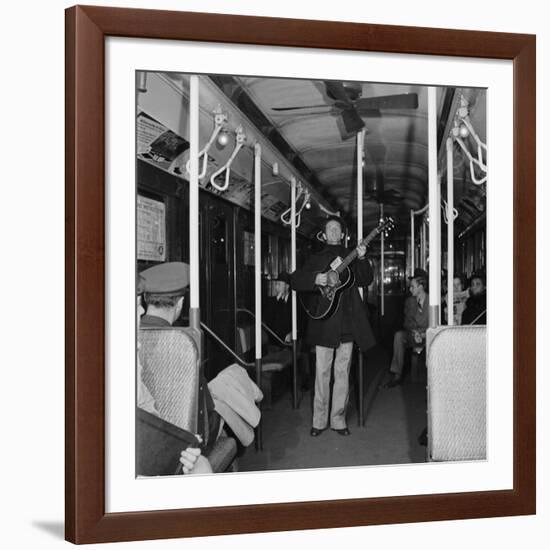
227, 76, 485, 235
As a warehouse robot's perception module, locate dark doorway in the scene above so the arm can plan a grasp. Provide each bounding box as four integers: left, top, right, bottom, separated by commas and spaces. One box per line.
200, 196, 236, 379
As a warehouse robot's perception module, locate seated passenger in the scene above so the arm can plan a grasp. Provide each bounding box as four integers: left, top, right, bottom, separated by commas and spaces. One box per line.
136, 274, 211, 475
441, 272, 448, 308
264, 272, 292, 343
443, 274, 469, 325
384, 268, 429, 388
139, 262, 221, 454
263, 272, 311, 389
461, 271, 487, 325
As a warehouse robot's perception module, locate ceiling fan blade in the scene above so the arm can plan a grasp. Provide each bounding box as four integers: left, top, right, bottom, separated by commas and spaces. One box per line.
360, 109, 381, 118
341, 108, 365, 135
271, 104, 331, 111
355, 93, 419, 111
324, 81, 352, 105
271, 109, 337, 117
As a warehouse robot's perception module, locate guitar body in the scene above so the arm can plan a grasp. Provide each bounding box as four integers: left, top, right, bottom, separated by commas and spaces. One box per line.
301, 263, 355, 320
298, 216, 394, 321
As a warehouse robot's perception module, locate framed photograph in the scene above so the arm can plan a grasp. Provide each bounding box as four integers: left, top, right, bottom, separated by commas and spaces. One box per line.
65, 5, 535, 544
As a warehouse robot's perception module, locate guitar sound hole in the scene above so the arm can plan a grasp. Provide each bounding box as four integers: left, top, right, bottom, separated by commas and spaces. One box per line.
327, 271, 339, 286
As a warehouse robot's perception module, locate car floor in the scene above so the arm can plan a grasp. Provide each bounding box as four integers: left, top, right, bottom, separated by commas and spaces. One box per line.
237, 346, 428, 473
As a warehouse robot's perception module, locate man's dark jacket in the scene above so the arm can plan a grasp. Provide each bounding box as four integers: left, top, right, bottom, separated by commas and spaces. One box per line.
461, 291, 487, 325
290, 244, 376, 351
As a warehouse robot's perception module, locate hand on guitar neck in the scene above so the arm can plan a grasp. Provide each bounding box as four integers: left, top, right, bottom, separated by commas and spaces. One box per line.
356, 242, 367, 259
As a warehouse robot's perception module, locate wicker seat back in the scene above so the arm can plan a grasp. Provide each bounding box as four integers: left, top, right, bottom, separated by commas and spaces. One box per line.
139, 327, 200, 434
427, 325, 486, 461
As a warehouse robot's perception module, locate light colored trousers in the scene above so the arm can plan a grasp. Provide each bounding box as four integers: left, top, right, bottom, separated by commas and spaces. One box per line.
313, 342, 354, 430
389, 330, 407, 376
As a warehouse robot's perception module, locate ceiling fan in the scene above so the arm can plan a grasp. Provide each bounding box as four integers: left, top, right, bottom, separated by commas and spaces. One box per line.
272, 81, 419, 138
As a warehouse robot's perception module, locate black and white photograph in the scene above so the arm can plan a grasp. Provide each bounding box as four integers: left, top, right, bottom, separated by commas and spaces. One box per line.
135, 71, 487, 476
3, 0, 544, 547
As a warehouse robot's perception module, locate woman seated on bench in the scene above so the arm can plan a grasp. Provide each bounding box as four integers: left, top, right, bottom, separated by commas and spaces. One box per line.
461, 271, 487, 325
384, 268, 429, 388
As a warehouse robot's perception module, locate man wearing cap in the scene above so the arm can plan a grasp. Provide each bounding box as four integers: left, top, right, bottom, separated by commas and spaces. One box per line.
264, 272, 292, 343
384, 268, 429, 388
136, 273, 212, 475
263, 272, 311, 391
139, 262, 220, 451
291, 216, 375, 436
140, 262, 190, 327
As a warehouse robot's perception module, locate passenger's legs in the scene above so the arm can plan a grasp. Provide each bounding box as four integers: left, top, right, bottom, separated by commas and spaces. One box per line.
389, 330, 407, 378
330, 341, 354, 429
313, 345, 334, 429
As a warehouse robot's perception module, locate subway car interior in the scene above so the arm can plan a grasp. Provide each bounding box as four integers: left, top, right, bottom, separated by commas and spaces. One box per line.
136, 71, 487, 476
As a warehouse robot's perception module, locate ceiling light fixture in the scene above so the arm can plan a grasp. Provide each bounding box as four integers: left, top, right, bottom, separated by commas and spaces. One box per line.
217, 129, 230, 148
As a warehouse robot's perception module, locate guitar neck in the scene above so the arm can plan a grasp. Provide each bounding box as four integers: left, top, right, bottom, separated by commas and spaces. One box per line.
337, 249, 359, 273
335, 233, 376, 274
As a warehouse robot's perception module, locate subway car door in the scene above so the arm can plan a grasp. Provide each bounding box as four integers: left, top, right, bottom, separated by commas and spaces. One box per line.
200, 196, 236, 379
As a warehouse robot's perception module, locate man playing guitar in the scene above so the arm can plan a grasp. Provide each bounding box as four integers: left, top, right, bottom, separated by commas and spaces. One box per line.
291, 216, 375, 437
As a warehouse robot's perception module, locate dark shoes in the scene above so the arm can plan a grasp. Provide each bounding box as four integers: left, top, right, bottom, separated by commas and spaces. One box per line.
332, 427, 351, 436
310, 426, 351, 436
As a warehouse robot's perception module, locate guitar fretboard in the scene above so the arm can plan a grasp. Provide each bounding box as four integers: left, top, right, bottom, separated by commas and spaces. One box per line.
334, 228, 379, 274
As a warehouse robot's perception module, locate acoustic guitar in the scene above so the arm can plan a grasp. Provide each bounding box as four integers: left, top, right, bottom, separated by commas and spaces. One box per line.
300, 217, 395, 320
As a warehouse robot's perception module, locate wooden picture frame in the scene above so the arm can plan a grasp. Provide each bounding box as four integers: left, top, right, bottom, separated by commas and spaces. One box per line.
65, 5, 536, 544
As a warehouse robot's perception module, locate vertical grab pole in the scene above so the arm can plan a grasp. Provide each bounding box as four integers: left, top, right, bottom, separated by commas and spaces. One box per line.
357, 130, 365, 426
254, 143, 263, 450
419, 223, 423, 269
410, 210, 415, 276
447, 137, 455, 325
421, 221, 426, 270
291, 177, 298, 409
189, 76, 208, 445
380, 204, 385, 317
189, 75, 200, 330
357, 131, 365, 282
428, 86, 441, 327
422, 226, 425, 269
